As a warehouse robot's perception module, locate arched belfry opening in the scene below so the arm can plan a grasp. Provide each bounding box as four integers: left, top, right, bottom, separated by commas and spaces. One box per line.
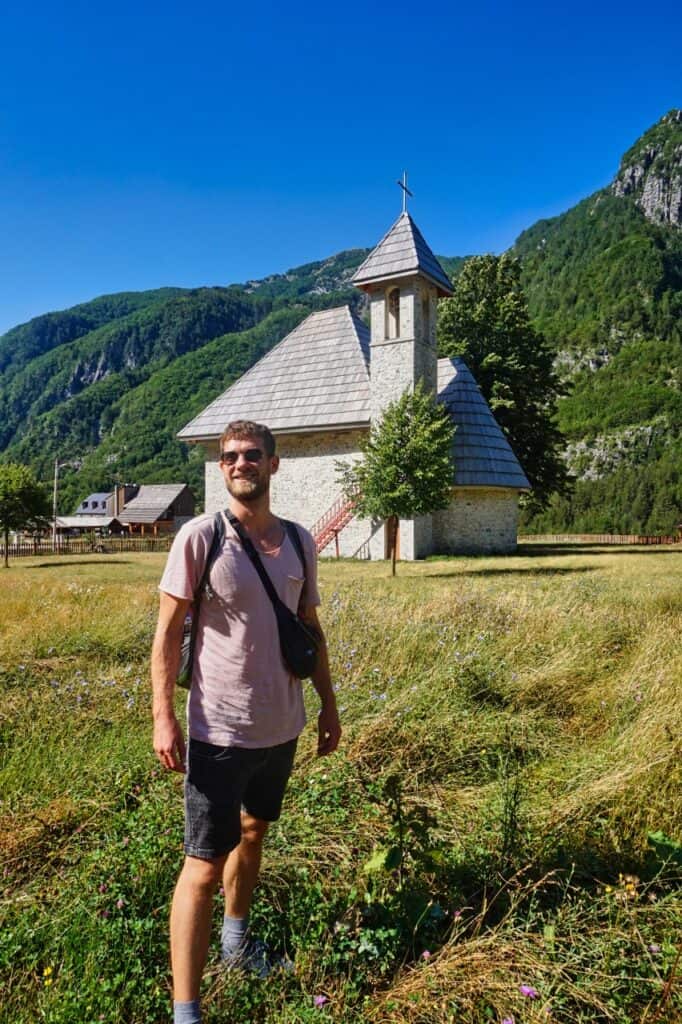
386, 287, 400, 339
421, 290, 430, 343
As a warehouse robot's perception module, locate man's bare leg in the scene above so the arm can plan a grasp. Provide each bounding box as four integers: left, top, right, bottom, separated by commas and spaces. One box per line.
170, 854, 226, 1003
223, 813, 269, 921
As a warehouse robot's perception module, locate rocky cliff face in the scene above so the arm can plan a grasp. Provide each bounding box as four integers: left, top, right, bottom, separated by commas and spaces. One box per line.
612, 109, 682, 227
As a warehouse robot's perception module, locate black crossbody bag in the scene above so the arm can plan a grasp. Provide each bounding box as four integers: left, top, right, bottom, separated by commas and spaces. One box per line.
227, 512, 321, 679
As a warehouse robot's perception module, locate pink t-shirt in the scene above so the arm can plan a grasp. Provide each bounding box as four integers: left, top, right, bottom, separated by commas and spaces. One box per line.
159, 512, 320, 749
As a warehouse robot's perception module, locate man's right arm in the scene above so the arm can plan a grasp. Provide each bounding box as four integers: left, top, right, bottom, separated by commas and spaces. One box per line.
151, 591, 191, 772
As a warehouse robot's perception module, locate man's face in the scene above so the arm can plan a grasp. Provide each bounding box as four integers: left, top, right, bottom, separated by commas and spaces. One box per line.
219, 437, 278, 503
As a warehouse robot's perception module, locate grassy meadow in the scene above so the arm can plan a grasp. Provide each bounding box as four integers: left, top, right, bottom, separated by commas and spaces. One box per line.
0, 546, 681, 1023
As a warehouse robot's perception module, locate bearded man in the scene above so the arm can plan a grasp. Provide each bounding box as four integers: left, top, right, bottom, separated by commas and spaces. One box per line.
151, 420, 340, 1024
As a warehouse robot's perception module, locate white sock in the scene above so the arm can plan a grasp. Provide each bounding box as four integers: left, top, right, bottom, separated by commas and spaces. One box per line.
173, 999, 201, 1024
221, 913, 249, 957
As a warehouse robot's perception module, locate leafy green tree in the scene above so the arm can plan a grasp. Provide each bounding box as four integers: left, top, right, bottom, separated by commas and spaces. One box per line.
438, 253, 568, 511
338, 382, 455, 575
0, 463, 50, 567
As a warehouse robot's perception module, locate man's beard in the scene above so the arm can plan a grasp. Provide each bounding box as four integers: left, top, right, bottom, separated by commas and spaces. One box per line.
226, 474, 270, 502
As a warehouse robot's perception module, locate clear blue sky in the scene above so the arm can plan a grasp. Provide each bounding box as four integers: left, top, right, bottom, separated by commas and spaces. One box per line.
0, 0, 679, 335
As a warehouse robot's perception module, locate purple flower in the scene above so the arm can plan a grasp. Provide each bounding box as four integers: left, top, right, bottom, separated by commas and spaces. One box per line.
421, 950, 431, 960
520, 985, 539, 999
313, 994, 328, 1007
502, 1017, 515, 1024
648, 943, 661, 953
116, 898, 125, 910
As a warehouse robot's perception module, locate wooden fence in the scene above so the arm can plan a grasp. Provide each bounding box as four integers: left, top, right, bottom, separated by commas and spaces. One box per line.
519, 533, 681, 546
4, 535, 174, 561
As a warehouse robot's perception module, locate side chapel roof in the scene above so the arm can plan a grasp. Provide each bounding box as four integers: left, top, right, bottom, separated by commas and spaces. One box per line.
178, 306, 371, 439
437, 358, 531, 490
351, 212, 453, 296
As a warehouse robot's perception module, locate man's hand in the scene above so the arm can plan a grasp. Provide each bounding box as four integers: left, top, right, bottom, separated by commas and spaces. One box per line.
317, 703, 341, 756
299, 604, 340, 756
153, 713, 186, 772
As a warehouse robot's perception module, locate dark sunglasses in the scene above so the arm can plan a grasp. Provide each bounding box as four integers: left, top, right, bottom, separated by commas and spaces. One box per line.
220, 448, 265, 465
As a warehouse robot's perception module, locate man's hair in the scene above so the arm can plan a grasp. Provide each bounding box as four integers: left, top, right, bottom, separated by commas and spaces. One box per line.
219, 421, 276, 457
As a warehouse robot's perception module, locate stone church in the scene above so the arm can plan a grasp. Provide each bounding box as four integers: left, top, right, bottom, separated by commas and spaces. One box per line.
178, 210, 530, 558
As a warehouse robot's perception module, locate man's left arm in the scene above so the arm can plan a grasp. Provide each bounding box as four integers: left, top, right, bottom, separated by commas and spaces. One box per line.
300, 605, 341, 756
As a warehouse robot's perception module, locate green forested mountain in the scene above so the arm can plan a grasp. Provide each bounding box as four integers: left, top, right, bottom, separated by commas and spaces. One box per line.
0, 255, 368, 512
0, 110, 679, 530
514, 109, 681, 534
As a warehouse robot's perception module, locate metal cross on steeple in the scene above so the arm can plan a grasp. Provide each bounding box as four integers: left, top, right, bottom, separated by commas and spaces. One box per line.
396, 171, 413, 213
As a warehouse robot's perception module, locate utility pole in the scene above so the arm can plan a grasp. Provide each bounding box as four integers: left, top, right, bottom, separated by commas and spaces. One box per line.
52, 458, 59, 553
52, 458, 82, 552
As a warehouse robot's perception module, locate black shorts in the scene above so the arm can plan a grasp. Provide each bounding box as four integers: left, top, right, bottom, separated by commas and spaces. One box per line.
184, 737, 298, 860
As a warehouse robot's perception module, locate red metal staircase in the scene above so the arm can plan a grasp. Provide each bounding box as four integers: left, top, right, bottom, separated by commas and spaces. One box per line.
311, 494, 357, 554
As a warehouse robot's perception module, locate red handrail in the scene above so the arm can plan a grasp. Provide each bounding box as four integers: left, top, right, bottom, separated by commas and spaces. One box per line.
311, 494, 357, 553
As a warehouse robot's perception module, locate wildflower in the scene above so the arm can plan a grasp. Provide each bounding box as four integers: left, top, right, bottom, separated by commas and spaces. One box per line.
648, 943, 661, 953
43, 966, 53, 977
116, 898, 125, 910
313, 994, 328, 1007
98, 883, 107, 893
519, 985, 539, 999
502, 1017, 515, 1024
605, 885, 613, 893
421, 950, 431, 960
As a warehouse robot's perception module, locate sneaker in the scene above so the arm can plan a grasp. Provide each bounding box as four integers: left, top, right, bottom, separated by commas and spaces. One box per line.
221, 938, 293, 979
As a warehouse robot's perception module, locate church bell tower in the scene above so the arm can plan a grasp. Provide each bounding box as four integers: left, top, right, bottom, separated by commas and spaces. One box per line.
351, 195, 454, 559
351, 205, 453, 422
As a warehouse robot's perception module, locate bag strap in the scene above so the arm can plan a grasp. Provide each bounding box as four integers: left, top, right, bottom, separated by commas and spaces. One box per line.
281, 519, 308, 612
195, 511, 226, 599
226, 511, 284, 611
189, 511, 226, 644
281, 519, 306, 576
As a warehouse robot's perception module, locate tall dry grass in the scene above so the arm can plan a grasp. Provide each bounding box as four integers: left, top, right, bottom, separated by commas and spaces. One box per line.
0, 546, 680, 1022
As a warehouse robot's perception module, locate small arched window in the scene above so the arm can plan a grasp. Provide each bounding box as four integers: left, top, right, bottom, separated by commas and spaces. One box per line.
386, 287, 400, 339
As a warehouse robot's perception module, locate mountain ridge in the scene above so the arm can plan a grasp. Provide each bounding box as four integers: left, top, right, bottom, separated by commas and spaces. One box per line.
1, 110, 679, 530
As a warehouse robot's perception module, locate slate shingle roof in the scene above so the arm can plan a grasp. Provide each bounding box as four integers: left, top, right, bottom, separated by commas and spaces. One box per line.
437, 358, 531, 490
177, 308, 529, 492
74, 491, 112, 514
351, 212, 453, 296
177, 307, 371, 440
118, 484, 189, 524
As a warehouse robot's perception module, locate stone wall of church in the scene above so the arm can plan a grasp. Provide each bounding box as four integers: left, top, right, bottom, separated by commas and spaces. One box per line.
432, 488, 520, 554
204, 450, 520, 559
204, 429, 377, 558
